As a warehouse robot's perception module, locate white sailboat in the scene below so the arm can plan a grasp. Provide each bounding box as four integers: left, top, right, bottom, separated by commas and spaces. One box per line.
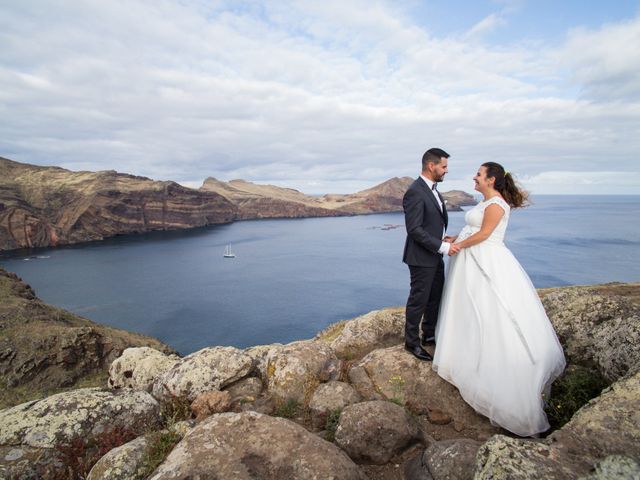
223, 244, 236, 258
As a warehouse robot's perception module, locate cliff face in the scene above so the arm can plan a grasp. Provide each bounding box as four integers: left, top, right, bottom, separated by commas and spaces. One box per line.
201, 176, 476, 217
0, 157, 476, 251
0, 267, 175, 409
0, 157, 237, 250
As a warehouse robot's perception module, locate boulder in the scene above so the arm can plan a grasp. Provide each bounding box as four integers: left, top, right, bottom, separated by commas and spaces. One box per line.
224, 376, 264, 403
315, 308, 404, 359
190, 390, 232, 421
348, 345, 497, 436
309, 381, 361, 430
87, 435, 149, 480
0, 388, 160, 449
244, 343, 282, 381
404, 439, 482, 480
542, 288, 640, 381
584, 455, 640, 480
475, 435, 577, 480
550, 370, 640, 469
148, 411, 367, 479
0, 445, 62, 480
152, 346, 253, 401
334, 400, 420, 464
475, 371, 640, 479
265, 341, 341, 403
108, 347, 179, 391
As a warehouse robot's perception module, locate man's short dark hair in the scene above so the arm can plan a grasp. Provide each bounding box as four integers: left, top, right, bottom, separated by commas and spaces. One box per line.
422, 148, 449, 170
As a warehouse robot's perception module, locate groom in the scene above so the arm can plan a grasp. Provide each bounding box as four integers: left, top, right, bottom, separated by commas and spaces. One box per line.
402, 147, 450, 361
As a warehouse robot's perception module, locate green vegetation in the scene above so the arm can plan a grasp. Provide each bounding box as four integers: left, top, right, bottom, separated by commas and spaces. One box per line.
274, 398, 301, 418
388, 375, 406, 406
544, 364, 609, 431
315, 320, 347, 343
139, 429, 182, 477
159, 392, 193, 426
324, 408, 342, 442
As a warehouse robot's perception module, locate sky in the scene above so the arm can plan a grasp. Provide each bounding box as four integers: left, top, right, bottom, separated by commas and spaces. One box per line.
1, 0, 639, 195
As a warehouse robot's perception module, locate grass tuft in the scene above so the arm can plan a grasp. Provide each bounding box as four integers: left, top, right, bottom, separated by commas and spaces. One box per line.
544, 364, 609, 431
324, 408, 342, 442
274, 398, 301, 419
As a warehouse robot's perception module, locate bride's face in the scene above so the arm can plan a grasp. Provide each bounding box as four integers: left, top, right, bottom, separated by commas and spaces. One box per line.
473, 166, 493, 192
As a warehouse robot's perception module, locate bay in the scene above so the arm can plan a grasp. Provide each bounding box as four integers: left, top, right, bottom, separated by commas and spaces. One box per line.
1, 195, 639, 355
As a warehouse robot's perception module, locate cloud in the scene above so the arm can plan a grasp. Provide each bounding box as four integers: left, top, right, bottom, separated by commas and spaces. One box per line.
0, 1, 638, 195
464, 13, 506, 39
561, 16, 640, 101
519, 171, 640, 195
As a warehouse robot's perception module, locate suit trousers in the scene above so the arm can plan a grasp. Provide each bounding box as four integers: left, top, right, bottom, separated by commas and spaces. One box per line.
405, 260, 445, 347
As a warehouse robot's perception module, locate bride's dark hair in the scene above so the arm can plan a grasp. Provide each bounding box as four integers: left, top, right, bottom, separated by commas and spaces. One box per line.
481, 162, 529, 208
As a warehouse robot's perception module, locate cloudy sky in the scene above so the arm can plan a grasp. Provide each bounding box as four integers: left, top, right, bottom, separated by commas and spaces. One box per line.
1, 1, 639, 194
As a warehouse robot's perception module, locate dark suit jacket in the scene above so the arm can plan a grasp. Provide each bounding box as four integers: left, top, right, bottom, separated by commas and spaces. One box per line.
402, 178, 448, 267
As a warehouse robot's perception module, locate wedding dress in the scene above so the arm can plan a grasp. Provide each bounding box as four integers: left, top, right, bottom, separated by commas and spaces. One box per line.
432, 196, 566, 436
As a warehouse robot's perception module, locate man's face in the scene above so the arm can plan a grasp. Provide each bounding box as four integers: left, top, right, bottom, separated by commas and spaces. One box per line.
432, 158, 448, 182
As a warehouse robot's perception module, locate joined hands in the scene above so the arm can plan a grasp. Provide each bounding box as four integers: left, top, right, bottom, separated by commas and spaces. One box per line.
448, 243, 462, 256
444, 236, 461, 256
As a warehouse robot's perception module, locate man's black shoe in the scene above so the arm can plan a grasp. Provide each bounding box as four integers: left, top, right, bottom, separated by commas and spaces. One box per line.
421, 336, 436, 346
404, 343, 433, 361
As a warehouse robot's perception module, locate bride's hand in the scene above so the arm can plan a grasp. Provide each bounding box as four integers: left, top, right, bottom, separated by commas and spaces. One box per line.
449, 244, 461, 256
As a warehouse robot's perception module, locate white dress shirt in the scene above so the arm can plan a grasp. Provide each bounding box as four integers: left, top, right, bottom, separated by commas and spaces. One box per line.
420, 175, 450, 255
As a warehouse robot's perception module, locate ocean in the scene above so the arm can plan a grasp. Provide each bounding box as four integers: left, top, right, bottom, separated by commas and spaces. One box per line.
1, 195, 638, 354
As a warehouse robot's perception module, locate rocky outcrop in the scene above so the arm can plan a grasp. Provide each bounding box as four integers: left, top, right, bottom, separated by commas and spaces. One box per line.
0, 268, 174, 410
148, 411, 368, 479
335, 400, 420, 464
86, 435, 149, 480
473, 342, 640, 479
348, 345, 498, 436
190, 390, 232, 421
404, 438, 482, 480
316, 307, 405, 359
542, 286, 640, 382
108, 347, 180, 392
0, 445, 62, 480
224, 376, 264, 405
585, 456, 640, 480
265, 341, 341, 403
0, 388, 160, 449
0, 156, 476, 251
152, 346, 254, 402
1, 282, 638, 479
308, 381, 360, 430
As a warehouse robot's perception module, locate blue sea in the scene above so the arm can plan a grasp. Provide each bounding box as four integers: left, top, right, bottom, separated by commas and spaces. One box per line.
1, 195, 639, 355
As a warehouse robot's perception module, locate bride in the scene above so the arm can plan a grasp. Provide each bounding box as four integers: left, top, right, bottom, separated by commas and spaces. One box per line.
432, 162, 566, 437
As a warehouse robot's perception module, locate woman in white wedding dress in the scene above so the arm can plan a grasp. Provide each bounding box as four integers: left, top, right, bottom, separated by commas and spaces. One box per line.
432, 162, 566, 437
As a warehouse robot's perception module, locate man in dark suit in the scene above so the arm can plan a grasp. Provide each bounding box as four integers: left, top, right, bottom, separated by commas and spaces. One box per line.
402, 147, 451, 361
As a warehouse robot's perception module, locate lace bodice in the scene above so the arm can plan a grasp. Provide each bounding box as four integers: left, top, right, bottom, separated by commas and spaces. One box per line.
456, 196, 510, 245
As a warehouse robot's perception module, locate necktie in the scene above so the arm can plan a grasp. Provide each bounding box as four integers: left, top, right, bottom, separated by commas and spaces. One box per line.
432, 183, 437, 191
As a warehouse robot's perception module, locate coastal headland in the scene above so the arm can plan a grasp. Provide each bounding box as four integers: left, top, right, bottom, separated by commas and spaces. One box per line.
0, 268, 638, 479
0, 156, 475, 251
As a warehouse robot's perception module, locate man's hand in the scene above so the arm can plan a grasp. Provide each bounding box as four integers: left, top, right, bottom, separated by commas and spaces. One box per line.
448, 244, 462, 256
444, 235, 458, 243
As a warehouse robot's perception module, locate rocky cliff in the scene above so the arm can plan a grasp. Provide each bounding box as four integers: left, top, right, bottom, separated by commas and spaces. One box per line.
0, 267, 175, 410
0, 281, 638, 479
0, 157, 237, 251
0, 156, 476, 251
201, 175, 476, 218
